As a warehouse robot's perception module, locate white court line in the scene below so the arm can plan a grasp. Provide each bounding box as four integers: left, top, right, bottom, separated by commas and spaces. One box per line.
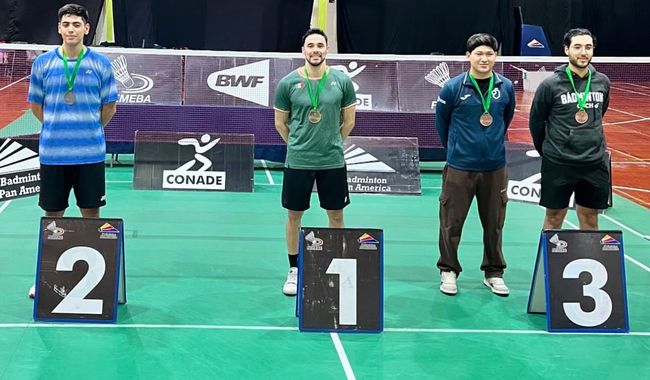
384, 328, 650, 336
607, 107, 649, 120
615, 190, 650, 208
613, 186, 650, 193
331, 333, 356, 380
564, 219, 650, 273
0, 200, 12, 215
251, 183, 443, 190
0, 323, 294, 330
609, 147, 643, 161
599, 213, 649, 241
510, 104, 650, 126
605, 118, 650, 126
0, 323, 647, 336
621, 83, 650, 90
610, 86, 650, 97
0, 76, 29, 92
260, 159, 275, 185
624, 256, 650, 273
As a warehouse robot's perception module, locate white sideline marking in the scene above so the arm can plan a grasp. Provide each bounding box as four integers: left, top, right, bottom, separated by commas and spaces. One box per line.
0, 323, 647, 336
564, 219, 650, 273
613, 186, 650, 193
331, 333, 356, 380
260, 159, 274, 185
0, 200, 12, 215
0, 76, 29, 91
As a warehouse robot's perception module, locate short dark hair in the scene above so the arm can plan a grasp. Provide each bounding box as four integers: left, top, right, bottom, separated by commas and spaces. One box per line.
466, 33, 499, 53
563, 28, 596, 48
301, 28, 328, 47
58, 3, 89, 24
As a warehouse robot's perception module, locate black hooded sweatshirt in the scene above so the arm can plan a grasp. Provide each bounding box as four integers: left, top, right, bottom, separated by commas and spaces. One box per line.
529, 64, 610, 166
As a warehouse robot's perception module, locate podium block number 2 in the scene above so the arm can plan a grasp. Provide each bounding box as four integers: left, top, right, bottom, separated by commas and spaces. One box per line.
562, 258, 612, 327
52, 246, 106, 315
326, 258, 357, 325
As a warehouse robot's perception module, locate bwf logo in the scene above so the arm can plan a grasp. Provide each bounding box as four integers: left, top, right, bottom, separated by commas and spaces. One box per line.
207, 60, 269, 106
110, 55, 154, 103
163, 134, 226, 190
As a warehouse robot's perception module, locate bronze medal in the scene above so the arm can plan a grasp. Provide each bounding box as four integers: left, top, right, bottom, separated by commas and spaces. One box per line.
308, 109, 322, 124
575, 109, 588, 124
479, 112, 493, 127
64, 90, 76, 105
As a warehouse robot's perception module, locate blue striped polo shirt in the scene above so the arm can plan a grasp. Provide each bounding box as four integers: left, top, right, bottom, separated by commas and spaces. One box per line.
27, 47, 118, 165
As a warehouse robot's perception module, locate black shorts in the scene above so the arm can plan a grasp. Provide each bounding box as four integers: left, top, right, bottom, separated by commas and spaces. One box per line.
39, 162, 106, 212
282, 166, 350, 211
540, 157, 610, 210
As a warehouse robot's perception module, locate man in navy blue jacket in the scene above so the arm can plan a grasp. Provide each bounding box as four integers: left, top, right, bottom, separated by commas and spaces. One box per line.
435, 33, 516, 297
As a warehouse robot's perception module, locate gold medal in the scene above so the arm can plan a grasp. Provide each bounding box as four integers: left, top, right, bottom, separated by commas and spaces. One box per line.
575, 109, 588, 124
308, 109, 322, 123
64, 90, 76, 105
479, 112, 493, 127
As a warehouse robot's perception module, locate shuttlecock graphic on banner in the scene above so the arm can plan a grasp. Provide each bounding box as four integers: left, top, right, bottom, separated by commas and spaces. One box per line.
425, 62, 450, 88
111, 55, 135, 88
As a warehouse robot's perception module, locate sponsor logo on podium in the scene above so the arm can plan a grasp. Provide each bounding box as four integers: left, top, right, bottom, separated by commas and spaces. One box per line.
358, 233, 379, 250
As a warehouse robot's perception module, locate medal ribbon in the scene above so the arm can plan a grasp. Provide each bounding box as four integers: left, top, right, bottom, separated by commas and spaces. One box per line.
61, 47, 86, 92
565, 66, 592, 110
304, 66, 328, 110
468, 73, 494, 114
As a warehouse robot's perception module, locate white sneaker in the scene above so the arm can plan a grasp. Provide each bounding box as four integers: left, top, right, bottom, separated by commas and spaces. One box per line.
282, 267, 298, 296
440, 271, 457, 295
28, 285, 36, 299
483, 277, 509, 296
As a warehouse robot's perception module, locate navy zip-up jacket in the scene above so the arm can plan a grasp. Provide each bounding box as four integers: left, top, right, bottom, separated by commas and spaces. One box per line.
435, 71, 516, 172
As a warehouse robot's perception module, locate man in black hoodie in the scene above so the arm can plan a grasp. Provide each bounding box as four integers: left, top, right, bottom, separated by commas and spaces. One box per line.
529, 28, 610, 230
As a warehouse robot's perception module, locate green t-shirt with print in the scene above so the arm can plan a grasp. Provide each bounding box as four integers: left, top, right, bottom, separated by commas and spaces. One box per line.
274, 67, 356, 169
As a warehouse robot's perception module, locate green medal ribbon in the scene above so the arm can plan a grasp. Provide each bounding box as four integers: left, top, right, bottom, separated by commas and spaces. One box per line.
61, 47, 86, 92
304, 66, 328, 111
565, 66, 592, 110
468, 73, 494, 115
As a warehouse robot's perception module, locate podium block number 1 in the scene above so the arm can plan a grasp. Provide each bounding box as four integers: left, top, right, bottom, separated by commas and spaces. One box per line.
326, 258, 357, 326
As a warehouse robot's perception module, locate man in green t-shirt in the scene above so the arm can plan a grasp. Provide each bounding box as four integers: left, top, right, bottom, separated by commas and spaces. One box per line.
274, 28, 357, 296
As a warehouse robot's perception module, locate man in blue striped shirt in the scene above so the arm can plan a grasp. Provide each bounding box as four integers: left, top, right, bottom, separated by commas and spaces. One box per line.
27, 3, 117, 298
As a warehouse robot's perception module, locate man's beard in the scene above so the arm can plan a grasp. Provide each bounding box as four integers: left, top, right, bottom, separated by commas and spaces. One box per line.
569, 55, 591, 68
306, 55, 324, 67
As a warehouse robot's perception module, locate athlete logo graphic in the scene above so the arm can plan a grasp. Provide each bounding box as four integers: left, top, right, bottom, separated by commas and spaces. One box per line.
331, 61, 371, 110
331, 61, 366, 92
163, 134, 226, 190
176, 134, 221, 172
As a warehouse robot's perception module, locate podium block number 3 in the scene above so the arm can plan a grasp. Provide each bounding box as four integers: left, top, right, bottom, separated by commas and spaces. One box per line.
562, 258, 612, 327
52, 246, 106, 315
